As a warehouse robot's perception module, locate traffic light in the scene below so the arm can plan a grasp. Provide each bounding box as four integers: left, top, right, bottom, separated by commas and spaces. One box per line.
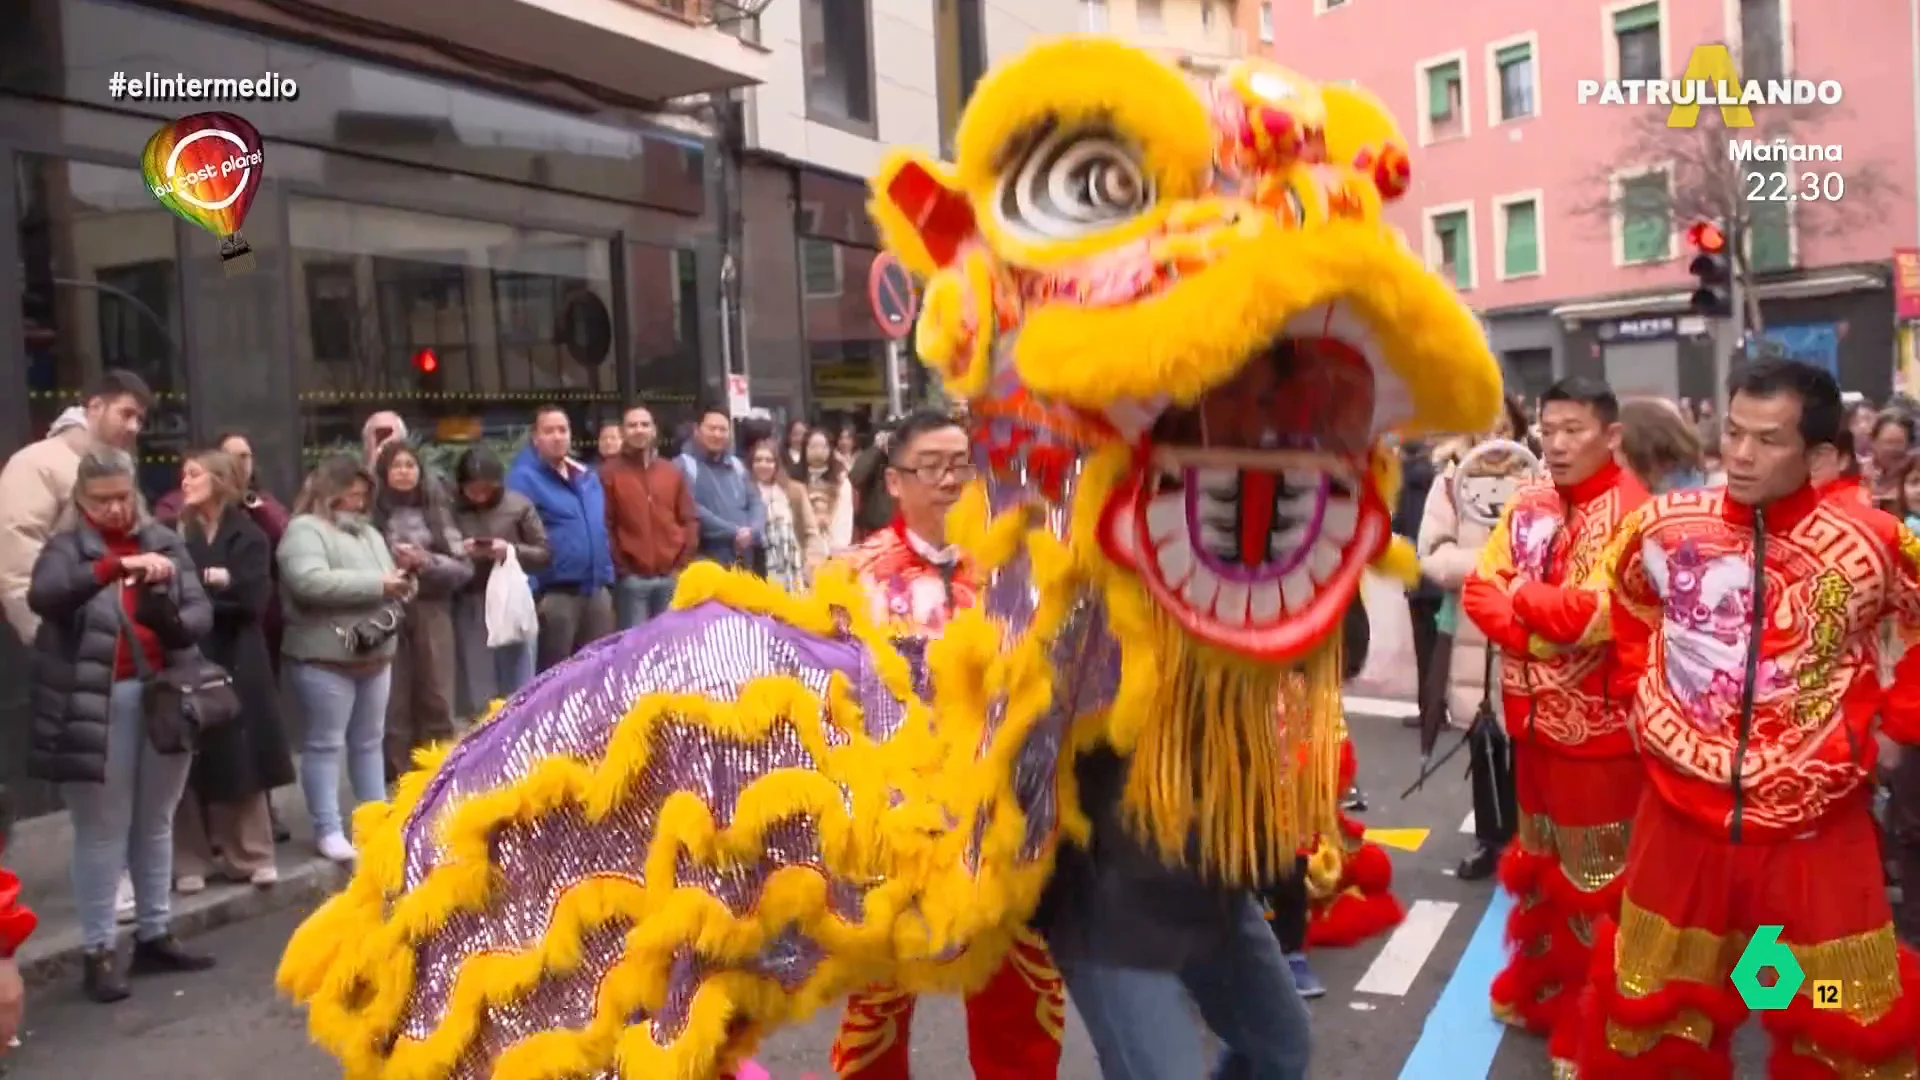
1686, 221, 1730, 316
411, 348, 443, 394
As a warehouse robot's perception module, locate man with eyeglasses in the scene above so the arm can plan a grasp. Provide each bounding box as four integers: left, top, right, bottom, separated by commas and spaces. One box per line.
830, 409, 1064, 1080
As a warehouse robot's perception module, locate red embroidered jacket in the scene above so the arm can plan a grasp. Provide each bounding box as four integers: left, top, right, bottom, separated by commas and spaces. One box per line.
0, 839, 35, 958
1604, 483, 1920, 840
1462, 459, 1649, 758
1818, 474, 1872, 510
838, 519, 978, 637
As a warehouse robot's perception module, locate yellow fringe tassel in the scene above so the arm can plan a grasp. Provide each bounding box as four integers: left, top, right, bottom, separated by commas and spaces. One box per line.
1119, 613, 1344, 886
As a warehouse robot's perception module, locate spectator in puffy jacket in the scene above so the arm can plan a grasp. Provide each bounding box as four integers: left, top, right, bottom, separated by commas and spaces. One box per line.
371, 442, 472, 784
507, 406, 615, 671
450, 447, 548, 716
27, 447, 216, 1003
279, 456, 411, 866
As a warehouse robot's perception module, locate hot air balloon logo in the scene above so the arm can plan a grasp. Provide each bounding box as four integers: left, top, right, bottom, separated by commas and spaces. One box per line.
140, 112, 265, 277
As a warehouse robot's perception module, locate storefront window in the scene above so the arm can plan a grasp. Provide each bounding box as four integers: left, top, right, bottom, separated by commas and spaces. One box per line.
627, 242, 703, 436
15, 154, 188, 497
289, 199, 619, 476
802, 238, 889, 425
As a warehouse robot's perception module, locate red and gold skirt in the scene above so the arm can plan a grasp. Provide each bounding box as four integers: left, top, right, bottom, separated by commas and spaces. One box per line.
1575, 789, 1920, 1079
1304, 737, 1404, 949
1492, 744, 1642, 1062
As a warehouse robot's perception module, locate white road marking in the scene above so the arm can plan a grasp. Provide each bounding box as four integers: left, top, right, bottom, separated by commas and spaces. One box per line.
1459, 811, 1476, 834
1355, 899, 1459, 997
1345, 695, 1419, 719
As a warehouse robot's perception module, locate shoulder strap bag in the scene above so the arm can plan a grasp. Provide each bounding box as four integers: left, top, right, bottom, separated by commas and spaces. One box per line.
112, 582, 240, 755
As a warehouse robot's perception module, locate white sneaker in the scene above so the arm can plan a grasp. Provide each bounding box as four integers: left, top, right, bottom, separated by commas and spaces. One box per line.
316, 833, 356, 863
250, 865, 279, 887
114, 874, 135, 923
175, 875, 206, 895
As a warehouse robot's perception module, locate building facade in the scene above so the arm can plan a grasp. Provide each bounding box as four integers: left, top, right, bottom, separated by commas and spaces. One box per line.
0, 0, 764, 816
1248, 0, 1917, 399
731, 0, 1079, 430
1082, 0, 1247, 76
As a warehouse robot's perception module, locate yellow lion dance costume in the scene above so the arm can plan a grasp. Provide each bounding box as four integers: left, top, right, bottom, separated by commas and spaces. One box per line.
278, 39, 1500, 1080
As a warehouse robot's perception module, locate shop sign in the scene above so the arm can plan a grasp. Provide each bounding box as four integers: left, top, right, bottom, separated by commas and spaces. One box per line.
1597, 316, 1678, 342
1895, 248, 1920, 321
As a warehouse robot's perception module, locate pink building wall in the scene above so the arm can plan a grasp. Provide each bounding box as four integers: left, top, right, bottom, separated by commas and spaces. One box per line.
1244, 0, 1917, 312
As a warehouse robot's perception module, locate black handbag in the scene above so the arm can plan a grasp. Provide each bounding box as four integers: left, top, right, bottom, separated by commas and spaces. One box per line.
113, 584, 240, 755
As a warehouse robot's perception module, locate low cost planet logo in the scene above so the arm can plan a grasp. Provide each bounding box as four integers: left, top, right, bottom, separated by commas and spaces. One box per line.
140, 112, 265, 277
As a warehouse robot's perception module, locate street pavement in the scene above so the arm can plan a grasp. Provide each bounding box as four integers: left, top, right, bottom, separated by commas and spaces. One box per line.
4, 702, 1770, 1079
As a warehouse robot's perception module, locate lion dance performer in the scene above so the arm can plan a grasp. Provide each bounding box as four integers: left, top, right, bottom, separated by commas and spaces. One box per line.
1575, 358, 1920, 1079
829, 409, 1065, 1079
275, 37, 1501, 1080
1462, 376, 1648, 1069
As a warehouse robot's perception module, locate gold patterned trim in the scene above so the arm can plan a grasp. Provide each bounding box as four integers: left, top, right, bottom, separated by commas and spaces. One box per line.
1605, 1008, 1715, 1056
1516, 810, 1630, 892
1614, 899, 1903, 1023
1791, 1041, 1920, 1079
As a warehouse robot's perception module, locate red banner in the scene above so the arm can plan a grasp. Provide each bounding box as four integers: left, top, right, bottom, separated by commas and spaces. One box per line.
1896, 249, 1920, 321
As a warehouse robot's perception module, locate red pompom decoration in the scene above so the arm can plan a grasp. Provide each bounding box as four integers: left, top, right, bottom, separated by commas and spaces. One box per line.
1372, 144, 1411, 201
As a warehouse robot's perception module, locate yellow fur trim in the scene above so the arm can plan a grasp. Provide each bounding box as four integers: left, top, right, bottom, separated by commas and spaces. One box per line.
1373, 536, 1421, 587
1319, 83, 1407, 166
951, 37, 1213, 269
1009, 218, 1502, 438
915, 249, 998, 399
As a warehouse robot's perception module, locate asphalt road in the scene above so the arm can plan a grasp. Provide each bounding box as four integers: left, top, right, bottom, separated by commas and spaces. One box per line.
1, 704, 1770, 1079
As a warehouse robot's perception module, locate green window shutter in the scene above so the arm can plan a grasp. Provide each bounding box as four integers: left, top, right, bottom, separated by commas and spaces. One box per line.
1620, 177, 1670, 263
1427, 62, 1458, 119
1495, 43, 1531, 67
1436, 211, 1470, 287
1503, 200, 1539, 276
1613, 3, 1659, 33
1748, 183, 1793, 271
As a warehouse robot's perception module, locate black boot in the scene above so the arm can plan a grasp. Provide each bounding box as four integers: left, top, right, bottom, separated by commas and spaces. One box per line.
1457, 843, 1503, 881
129, 933, 216, 975
82, 947, 129, 1003
270, 803, 290, 845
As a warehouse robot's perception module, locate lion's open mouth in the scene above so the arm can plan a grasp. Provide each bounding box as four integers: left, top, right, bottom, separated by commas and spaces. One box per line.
1100, 301, 1405, 661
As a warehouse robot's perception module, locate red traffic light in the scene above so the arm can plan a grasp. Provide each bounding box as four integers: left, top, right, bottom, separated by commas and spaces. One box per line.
412, 348, 439, 374
1686, 221, 1726, 254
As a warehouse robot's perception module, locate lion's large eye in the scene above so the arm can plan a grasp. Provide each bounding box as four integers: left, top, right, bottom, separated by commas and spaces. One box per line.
997, 129, 1154, 241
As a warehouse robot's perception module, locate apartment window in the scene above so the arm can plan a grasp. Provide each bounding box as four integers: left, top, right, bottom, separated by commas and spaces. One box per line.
1495, 41, 1536, 121
1613, 3, 1662, 81
1498, 196, 1540, 278
801, 0, 875, 132
1739, 0, 1784, 81
1137, 0, 1164, 32
1083, 0, 1107, 30
1616, 170, 1672, 264
1430, 209, 1471, 289
1258, 2, 1273, 42
800, 238, 843, 297
1422, 58, 1465, 140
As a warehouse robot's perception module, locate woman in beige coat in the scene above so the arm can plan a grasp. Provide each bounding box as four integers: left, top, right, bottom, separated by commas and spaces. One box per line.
1416, 396, 1532, 881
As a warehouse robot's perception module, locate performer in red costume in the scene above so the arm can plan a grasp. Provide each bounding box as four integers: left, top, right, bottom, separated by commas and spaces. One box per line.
830, 410, 1065, 1080
1462, 377, 1649, 1071
0, 836, 37, 1052
1576, 359, 1920, 1078
1813, 431, 1873, 509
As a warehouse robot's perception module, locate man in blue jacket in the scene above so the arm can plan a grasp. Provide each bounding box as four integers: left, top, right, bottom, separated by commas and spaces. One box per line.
675, 406, 765, 569
508, 405, 615, 670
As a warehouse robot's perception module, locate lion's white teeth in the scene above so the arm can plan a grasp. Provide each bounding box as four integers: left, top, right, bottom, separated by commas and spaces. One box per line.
1156, 536, 1194, 585
1183, 564, 1221, 609
1281, 568, 1314, 611
1307, 539, 1343, 583
1248, 579, 1283, 624
1146, 494, 1186, 542
1320, 499, 1358, 544
1213, 580, 1250, 625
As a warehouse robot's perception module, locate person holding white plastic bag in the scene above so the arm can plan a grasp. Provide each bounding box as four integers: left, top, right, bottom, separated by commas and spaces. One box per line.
449, 447, 549, 719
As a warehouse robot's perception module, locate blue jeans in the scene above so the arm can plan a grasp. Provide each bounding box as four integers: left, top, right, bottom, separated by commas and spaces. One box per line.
1061, 893, 1312, 1080
62, 680, 194, 949
490, 639, 535, 698
614, 573, 678, 630
288, 662, 391, 840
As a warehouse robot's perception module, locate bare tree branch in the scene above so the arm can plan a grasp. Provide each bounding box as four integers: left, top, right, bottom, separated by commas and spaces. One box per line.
1565, 60, 1902, 332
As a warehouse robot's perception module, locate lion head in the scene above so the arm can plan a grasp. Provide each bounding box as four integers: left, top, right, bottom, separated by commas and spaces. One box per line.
871, 39, 1500, 668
